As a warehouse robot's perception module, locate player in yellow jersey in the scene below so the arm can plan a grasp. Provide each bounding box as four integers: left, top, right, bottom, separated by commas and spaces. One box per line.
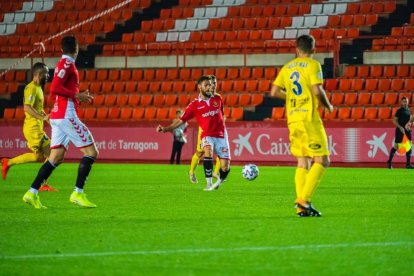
270, 35, 333, 217
188, 75, 221, 183
1, 62, 57, 192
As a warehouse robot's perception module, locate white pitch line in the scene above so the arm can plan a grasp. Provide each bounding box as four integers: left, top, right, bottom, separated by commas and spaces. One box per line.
1, 241, 413, 260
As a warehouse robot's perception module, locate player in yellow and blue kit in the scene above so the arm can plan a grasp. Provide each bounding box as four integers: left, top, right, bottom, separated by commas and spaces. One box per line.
1, 62, 57, 192
271, 35, 333, 217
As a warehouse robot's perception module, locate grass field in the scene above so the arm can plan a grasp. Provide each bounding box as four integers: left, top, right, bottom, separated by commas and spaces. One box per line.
0, 163, 413, 275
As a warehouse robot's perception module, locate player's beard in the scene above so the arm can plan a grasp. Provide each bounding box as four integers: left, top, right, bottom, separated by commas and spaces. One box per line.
201, 89, 212, 98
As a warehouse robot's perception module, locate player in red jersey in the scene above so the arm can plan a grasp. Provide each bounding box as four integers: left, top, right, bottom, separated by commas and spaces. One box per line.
22, 36, 99, 209
157, 75, 231, 191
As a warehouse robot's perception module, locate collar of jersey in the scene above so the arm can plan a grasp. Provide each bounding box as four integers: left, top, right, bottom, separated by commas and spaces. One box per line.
197, 94, 213, 102
62, 54, 75, 62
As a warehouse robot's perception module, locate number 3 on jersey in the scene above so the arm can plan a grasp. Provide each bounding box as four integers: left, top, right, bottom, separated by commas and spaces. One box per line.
290, 71, 302, 96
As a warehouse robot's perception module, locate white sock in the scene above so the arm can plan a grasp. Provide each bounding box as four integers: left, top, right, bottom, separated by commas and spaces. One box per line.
74, 187, 83, 193
206, 177, 212, 185
29, 188, 38, 195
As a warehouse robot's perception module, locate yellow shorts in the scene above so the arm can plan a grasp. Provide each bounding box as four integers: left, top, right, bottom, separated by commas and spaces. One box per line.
288, 120, 330, 158
196, 128, 203, 153
23, 124, 50, 152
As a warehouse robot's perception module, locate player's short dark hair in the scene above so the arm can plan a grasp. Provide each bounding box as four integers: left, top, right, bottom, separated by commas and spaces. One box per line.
176, 109, 182, 115
32, 62, 47, 75
296, 35, 315, 54
61, 35, 78, 54
209, 75, 217, 81
197, 75, 210, 84
401, 97, 408, 101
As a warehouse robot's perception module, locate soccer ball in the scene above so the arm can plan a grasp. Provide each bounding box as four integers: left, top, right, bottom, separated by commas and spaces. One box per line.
242, 164, 259, 181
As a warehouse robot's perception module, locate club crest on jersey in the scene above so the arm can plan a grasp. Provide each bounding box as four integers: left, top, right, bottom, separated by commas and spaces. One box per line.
213, 101, 219, 107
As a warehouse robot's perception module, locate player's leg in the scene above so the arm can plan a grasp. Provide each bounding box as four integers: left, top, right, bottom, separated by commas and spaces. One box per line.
3, 130, 47, 180
295, 157, 310, 201
23, 147, 65, 209
213, 157, 220, 179
209, 136, 231, 190
37, 138, 58, 192
200, 137, 214, 190
22, 120, 68, 208
67, 118, 98, 208
170, 141, 177, 164
189, 128, 203, 183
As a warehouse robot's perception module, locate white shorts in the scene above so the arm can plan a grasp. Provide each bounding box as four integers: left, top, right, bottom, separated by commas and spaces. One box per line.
50, 117, 95, 150
201, 134, 231, 160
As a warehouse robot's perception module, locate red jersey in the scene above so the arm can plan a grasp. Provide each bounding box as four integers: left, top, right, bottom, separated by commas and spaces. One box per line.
49, 55, 79, 119
181, 94, 226, 139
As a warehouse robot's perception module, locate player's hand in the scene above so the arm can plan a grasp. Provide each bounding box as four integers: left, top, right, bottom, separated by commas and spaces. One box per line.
399, 126, 405, 134
76, 89, 93, 103
405, 122, 412, 130
156, 125, 165, 133
325, 104, 334, 113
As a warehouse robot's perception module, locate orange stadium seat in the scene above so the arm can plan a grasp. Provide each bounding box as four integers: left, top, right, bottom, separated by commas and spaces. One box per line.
364, 107, 378, 120
3, 108, 15, 120
96, 107, 108, 120
378, 107, 391, 120
351, 107, 364, 120
344, 93, 357, 105
339, 79, 352, 91
271, 107, 285, 120
384, 93, 398, 105
104, 95, 116, 106
116, 94, 129, 106
324, 109, 338, 120
369, 66, 382, 78
153, 94, 165, 107
83, 108, 97, 120
144, 107, 157, 120
165, 94, 177, 105
390, 79, 404, 91
178, 94, 191, 106
251, 94, 263, 106
132, 107, 145, 120
128, 94, 140, 106
92, 95, 105, 106
113, 82, 125, 94
230, 107, 243, 121
156, 108, 169, 120
325, 79, 338, 91
357, 92, 371, 105
140, 94, 153, 106
120, 107, 133, 120
351, 79, 364, 91
357, 66, 369, 78
370, 93, 384, 105
225, 94, 238, 106
383, 65, 396, 78
108, 107, 121, 120
337, 107, 351, 120
378, 79, 391, 91
330, 92, 344, 105
364, 79, 378, 91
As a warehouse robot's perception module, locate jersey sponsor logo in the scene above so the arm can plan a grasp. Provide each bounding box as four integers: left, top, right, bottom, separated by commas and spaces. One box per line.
57, 69, 66, 78
308, 143, 321, 150
201, 109, 220, 118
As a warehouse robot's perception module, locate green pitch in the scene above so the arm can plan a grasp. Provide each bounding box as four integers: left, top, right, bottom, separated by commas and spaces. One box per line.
0, 164, 413, 275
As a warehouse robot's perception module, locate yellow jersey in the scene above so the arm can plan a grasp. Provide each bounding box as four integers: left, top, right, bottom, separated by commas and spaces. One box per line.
273, 57, 323, 124
23, 81, 45, 128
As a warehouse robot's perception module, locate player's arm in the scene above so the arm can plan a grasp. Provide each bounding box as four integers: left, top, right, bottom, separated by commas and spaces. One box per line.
270, 84, 286, 100
312, 84, 333, 113
23, 104, 49, 121
157, 119, 185, 133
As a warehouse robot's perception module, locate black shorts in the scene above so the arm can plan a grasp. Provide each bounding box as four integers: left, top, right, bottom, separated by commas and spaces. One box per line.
395, 128, 412, 143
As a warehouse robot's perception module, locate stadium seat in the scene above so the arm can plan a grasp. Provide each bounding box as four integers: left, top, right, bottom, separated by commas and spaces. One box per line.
271, 107, 285, 120
225, 94, 238, 106
132, 107, 145, 120
144, 107, 157, 120
104, 95, 117, 106
238, 94, 250, 106
83, 108, 97, 120
330, 92, 344, 105
115, 94, 129, 106
357, 66, 369, 78
339, 79, 352, 91
364, 79, 377, 91
351, 107, 364, 120
390, 79, 404, 91
350, 79, 364, 91
140, 94, 153, 106
3, 108, 15, 120
337, 107, 351, 120
325, 79, 338, 91
96, 107, 108, 120
230, 107, 244, 121
384, 93, 398, 105
378, 107, 391, 120
108, 107, 121, 120
153, 94, 165, 107
156, 108, 169, 120
250, 94, 263, 106
323, 109, 338, 120
364, 107, 378, 120
370, 93, 384, 105
344, 93, 357, 105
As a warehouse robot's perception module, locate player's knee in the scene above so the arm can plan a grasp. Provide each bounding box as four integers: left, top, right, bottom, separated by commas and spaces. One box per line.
221, 160, 230, 171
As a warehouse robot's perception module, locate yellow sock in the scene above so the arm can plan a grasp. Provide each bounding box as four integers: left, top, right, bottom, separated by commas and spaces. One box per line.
295, 167, 308, 199
301, 163, 326, 202
189, 153, 200, 174
213, 157, 221, 176
8, 153, 37, 166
